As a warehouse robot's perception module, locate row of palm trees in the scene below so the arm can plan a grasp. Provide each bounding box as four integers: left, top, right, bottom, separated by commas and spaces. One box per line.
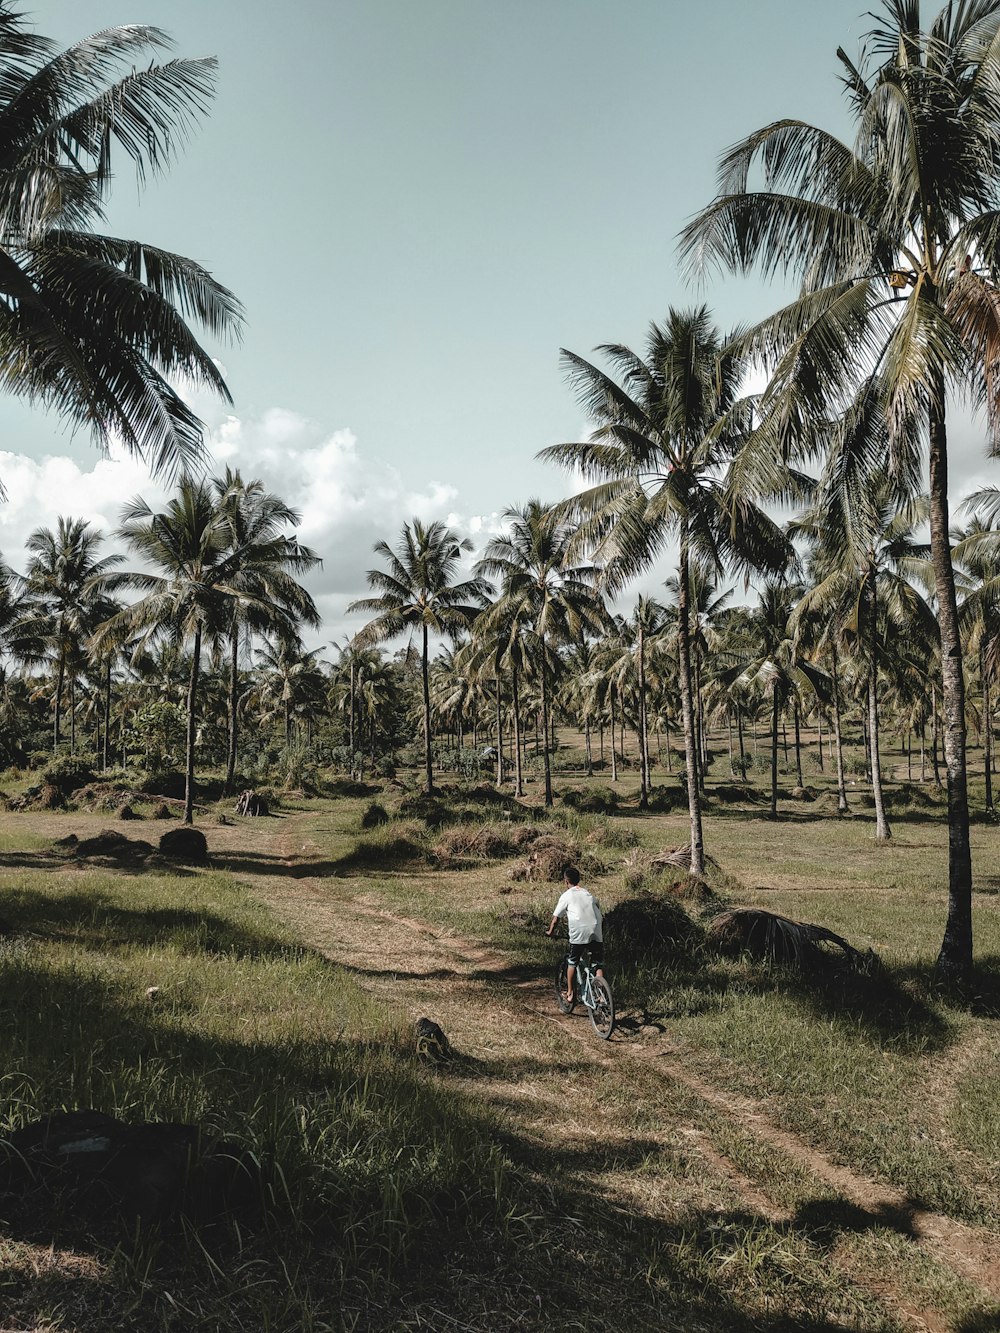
0, 472, 320, 821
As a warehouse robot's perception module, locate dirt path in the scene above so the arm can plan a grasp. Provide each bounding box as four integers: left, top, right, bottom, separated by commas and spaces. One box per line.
235, 817, 1000, 1333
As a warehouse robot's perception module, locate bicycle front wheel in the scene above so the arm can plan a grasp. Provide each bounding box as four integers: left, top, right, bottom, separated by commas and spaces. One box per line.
554, 961, 575, 1014
587, 977, 615, 1039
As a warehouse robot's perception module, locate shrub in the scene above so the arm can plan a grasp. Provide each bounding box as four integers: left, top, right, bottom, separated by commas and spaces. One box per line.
41, 754, 96, 796
360, 802, 389, 830
605, 893, 704, 962
562, 786, 619, 814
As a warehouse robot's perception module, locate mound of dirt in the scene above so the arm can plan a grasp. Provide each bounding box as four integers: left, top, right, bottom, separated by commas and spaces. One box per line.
432, 815, 536, 869
884, 783, 940, 809
396, 793, 452, 827
159, 827, 208, 864
605, 893, 703, 959
507, 834, 581, 882
706, 907, 873, 969
710, 783, 760, 804
70, 830, 154, 864
359, 801, 389, 829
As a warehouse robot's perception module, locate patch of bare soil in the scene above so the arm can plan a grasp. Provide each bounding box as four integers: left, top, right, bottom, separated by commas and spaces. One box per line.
231, 816, 1000, 1332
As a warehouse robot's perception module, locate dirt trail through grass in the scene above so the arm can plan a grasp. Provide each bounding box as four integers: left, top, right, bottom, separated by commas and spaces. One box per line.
232, 814, 1000, 1332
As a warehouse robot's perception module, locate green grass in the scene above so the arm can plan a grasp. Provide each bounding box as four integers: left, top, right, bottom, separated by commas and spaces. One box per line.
3, 776, 999, 1331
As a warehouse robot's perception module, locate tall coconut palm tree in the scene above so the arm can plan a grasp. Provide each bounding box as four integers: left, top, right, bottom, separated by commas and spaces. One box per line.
476, 500, 606, 807
952, 502, 1000, 811
211, 469, 321, 791
349, 519, 492, 795
792, 466, 935, 841
21, 517, 122, 749
0, 12, 242, 489
92, 478, 294, 823
681, 0, 1000, 977
541, 308, 795, 872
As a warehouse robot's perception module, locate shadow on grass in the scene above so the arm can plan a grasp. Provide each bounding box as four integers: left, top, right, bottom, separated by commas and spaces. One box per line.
2, 887, 302, 960
0, 951, 889, 1332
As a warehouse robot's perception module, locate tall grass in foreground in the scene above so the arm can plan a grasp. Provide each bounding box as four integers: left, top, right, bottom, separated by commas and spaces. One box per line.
0, 867, 514, 1329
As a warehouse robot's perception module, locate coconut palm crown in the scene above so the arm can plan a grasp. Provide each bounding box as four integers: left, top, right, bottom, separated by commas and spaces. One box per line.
0, 8, 243, 489
680, 0, 1000, 979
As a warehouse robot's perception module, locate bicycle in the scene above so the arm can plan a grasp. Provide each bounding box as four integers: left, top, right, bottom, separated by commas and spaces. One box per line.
554, 948, 615, 1039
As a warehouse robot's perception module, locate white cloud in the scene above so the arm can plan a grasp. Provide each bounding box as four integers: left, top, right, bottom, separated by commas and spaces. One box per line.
0, 405, 506, 648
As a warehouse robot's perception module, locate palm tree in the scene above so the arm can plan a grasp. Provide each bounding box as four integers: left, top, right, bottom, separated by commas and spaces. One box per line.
21, 518, 122, 750
211, 470, 321, 791
476, 501, 606, 807
0, 13, 242, 489
792, 468, 935, 841
93, 479, 291, 823
681, 0, 1000, 977
349, 519, 492, 794
541, 308, 794, 873
952, 502, 1000, 812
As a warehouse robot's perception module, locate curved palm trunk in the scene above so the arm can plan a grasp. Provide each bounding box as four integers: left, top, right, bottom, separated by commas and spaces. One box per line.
638, 621, 649, 809
184, 621, 202, 825
830, 642, 849, 815
422, 622, 433, 795
677, 522, 706, 876
928, 385, 973, 981
225, 621, 239, 793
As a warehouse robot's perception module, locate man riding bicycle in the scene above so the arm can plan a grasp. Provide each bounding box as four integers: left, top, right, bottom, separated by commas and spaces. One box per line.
545, 863, 604, 1004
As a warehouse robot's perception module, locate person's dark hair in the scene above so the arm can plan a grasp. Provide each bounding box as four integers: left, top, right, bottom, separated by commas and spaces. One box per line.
563, 864, 580, 885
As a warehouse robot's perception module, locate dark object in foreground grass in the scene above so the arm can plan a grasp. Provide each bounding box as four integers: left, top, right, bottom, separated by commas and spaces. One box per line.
71, 829, 154, 863
159, 827, 208, 864
0, 1110, 260, 1230
414, 1017, 453, 1064
707, 907, 873, 970
235, 788, 269, 817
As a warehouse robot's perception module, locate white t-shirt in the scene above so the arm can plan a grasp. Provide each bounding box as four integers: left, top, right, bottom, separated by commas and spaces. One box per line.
552, 885, 603, 944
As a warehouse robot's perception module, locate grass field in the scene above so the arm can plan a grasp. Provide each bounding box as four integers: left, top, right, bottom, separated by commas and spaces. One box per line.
0, 749, 998, 1330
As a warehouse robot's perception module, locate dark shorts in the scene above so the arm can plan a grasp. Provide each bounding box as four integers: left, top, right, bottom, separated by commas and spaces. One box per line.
567, 940, 603, 968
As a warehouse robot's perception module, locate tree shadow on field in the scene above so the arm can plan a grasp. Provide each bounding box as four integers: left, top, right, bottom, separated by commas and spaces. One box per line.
2, 886, 300, 960
0, 954, 881, 1333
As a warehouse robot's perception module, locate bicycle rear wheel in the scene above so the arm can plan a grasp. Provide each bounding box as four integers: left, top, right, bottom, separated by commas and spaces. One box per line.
587, 976, 615, 1039
554, 961, 575, 1014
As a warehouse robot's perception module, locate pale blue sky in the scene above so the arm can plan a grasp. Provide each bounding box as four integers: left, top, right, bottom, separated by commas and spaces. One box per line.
2, 1, 993, 635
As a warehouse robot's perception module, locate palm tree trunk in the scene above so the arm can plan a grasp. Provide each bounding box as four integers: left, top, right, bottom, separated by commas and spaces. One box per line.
830, 643, 849, 814
982, 644, 993, 814
511, 663, 524, 797
70, 678, 76, 753
540, 633, 553, 807
677, 523, 706, 875
869, 674, 891, 841
422, 622, 433, 795
928, 384, 973, 980
225, 621, 239, 793
585, 716, 593, 776
54, 647, 65, 750
737, 710, 746, 779
794, 698, 803, 787
931, 687, 942, 786
817, 710, 825, 772
103, 660, 111, 771
609, 693, 618, 783
184, 621, 202, 825
769, 684, 780, 819
694, 653, 706, 792
638, 621, 649, 809
868, 577, 891, 843
495, 676, 504, 789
